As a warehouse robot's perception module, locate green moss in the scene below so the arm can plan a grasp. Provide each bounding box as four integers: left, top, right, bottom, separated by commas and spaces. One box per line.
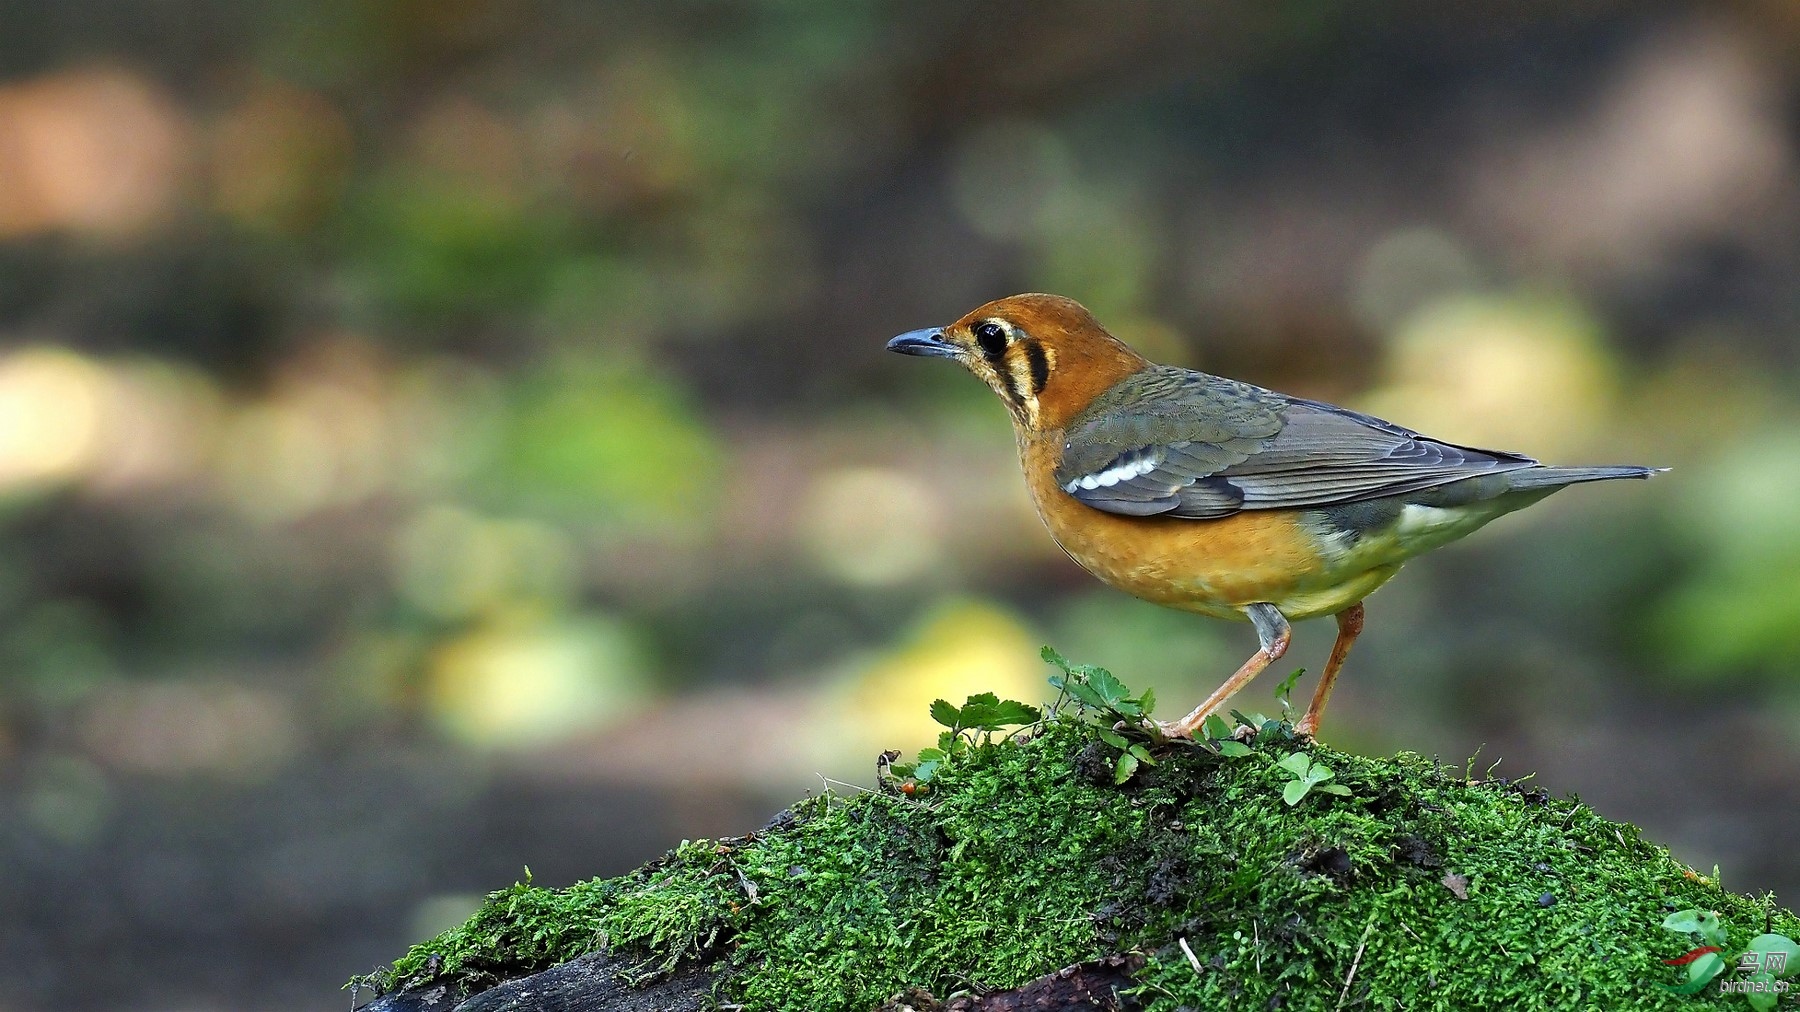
360, 838, 747, 995
362, 717, 1797, 1010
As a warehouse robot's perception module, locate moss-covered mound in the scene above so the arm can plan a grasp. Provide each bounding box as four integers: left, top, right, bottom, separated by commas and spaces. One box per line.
357, 715, 1796, 1011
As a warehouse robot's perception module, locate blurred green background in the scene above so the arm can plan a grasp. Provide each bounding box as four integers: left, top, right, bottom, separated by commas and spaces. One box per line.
3, 2, 1800, 1008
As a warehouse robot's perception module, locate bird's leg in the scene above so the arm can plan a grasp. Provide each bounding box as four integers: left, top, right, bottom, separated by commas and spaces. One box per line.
1157, 603, 1291, 739
1294, 602, 1364, 741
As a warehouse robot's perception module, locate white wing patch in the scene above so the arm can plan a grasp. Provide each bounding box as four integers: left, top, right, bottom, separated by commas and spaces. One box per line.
1063, 449, 1164, 493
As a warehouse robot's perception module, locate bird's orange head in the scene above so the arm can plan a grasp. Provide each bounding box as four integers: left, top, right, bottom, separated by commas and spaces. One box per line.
886, 293, 1149, 433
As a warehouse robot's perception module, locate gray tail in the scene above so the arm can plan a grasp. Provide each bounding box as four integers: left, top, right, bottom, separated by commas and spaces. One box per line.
1505, 464, 1667, 491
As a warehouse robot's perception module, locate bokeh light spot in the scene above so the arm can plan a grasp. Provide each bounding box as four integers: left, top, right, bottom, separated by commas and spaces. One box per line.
828, 598, 1042, 753
0, 66, 187, 238
0, 347, 108, 491
427, 612, 650, 749
1361, 293, 1620, 456
394, 506, 577, 619
798, 466, 945, 586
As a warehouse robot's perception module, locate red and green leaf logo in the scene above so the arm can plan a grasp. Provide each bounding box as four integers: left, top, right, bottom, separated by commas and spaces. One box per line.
1657, 907, 1796, 1009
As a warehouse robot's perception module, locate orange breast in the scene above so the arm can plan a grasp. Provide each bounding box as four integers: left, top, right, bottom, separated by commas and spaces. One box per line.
1016, 432, 1376, 621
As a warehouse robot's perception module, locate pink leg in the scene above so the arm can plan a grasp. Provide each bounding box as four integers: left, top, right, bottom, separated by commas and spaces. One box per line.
1158, 603, 1291, 739
1294, 602, 1364, 741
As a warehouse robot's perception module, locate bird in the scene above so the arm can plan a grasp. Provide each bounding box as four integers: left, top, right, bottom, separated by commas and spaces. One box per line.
886, 293, 1661, 741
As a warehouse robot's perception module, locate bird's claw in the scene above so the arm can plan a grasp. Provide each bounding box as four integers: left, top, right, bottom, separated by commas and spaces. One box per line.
1147, 718, 1190, 742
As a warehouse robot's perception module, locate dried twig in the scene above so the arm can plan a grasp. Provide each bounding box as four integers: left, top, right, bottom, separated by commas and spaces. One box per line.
1337, 916, 1377, 1011
1178, 936, 1203, 976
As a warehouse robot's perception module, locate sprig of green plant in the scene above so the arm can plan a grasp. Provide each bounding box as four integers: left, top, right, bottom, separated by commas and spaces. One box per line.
1190, 714, 1252, 756
1093, 725, 1158, 784
886, 692, 1040, 795
1660, 907, 1797, 1008
1038, 647, 1357, 804
1271, 667, 1306, 714
929, 693, 1040, 734
1041, 646, 1155, 722
1199, 713, 1352, 807
1040, 647, 1161, 783
1273, 751, 1352, 806
1198, 709, 1293, 751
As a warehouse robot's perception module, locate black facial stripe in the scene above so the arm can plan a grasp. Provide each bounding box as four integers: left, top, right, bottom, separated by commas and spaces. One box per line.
1000, 361, 1026, 408
997, 363, 1026, 409
1024, 340, 1049, 394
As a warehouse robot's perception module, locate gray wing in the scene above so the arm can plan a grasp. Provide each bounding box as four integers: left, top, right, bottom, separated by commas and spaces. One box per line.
1055, 367, 1539, 519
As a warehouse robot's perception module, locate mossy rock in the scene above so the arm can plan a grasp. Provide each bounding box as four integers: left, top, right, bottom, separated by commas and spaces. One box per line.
353, 717, 1797, 1010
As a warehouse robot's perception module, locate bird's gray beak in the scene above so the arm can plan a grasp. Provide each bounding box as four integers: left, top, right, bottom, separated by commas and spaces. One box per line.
886, 327, 959, 359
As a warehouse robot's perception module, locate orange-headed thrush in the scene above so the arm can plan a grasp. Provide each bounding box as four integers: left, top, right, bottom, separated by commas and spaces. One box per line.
888, 293, 1661, 740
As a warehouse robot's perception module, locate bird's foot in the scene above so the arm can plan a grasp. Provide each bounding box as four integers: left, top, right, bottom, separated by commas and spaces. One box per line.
1149, 714, 1203, 741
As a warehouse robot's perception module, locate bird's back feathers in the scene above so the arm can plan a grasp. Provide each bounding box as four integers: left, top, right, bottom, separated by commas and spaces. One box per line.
1052, 365, 1600, 520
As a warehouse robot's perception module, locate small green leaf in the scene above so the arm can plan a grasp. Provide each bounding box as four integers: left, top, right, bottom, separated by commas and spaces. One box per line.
1114, 752, 1140, 784
1272, 667, 1306, 707
1686, 951, 1725, 987
1052, 675, 1107, 710
1216, 740, 1253, 758
929, 699, 961, 729
1304, 764, 1336, 785
988, 699, 1041, 726
1275, 752, 1313, 779
1088, 667, 1130, 708
1041, 645, 1070, 670
1662, 909, 1708, 933
1317, 783, 1352, 796
1661, 906, 1730, 947
1127, 743, 1155, 766
1282, 780, 1311, 806
912, 760, 941, 783
1202, 715, 1233, 741
958, 692, 1026, 730
1234, 710, 1272, 730
1747, 933, 1798, 977
916, 747, 946, 762
888, 762, 915, 779
1068, 682, 1108, 709
1097, 728, 1129, 750
1137, 687, 1155, 716
1700, 919, 1730, 949
1747, 984, 1777, 1012
957, 701, 1001, 728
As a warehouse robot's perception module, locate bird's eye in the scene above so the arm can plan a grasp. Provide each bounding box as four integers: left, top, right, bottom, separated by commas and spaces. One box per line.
974, 321, 1008, 357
